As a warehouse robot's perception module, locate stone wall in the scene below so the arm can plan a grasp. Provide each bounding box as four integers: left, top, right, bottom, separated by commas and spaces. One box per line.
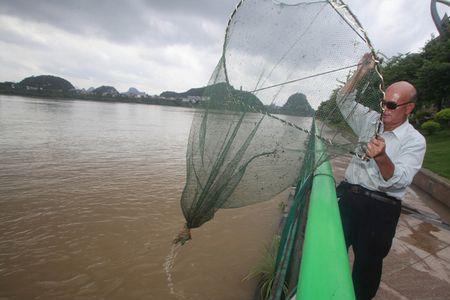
413, 168, 450, 208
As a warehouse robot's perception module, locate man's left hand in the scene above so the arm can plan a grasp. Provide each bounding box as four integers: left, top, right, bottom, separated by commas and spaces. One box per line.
366, 136, 386, 159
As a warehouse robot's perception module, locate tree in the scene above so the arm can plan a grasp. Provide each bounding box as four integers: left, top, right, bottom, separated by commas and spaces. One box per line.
416, 37, 450, 110
381, 35, 450, 110
416, 61, 450, 109
382, 53, 423, 88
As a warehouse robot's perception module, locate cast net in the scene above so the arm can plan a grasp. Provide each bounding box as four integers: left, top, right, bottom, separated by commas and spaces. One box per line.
175, 0, 384, 244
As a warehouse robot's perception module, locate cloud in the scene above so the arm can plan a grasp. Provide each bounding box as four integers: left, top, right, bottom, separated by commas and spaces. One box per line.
0, 0, 236, 93
0, 0, 449, 94
345, 0, 449, 56
0, 13, 221, 94
0, 0, 234, 47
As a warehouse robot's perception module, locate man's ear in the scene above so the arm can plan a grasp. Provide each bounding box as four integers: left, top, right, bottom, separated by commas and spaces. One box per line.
406, 103, 415, 115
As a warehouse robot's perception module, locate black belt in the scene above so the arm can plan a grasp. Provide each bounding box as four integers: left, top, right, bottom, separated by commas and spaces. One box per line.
344, 183, 400, 206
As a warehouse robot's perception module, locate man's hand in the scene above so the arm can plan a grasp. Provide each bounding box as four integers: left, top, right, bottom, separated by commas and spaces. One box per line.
357, 53, 375, 77
341, 53, 375, 94
366, 136, 386, 158
366, 136, 395, 181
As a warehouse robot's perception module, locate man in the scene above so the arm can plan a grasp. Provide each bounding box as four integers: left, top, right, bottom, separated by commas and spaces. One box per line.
336, 53, 426, 300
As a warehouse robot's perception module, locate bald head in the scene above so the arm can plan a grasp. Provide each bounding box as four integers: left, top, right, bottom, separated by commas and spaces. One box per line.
382, 81, 417, 131
385, 81, 417, 104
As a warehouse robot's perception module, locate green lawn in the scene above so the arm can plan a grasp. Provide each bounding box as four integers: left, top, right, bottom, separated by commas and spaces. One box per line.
422, 129, 450, 180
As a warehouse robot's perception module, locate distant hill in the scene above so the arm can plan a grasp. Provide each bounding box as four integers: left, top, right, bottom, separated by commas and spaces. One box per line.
160, 86, 204, 98
205, 82, 265, 111
19, 75, 74, 91
92, 86, 119, 96
0, 82, 16, 89
161, 83, 265, 111
279, 93, 315, 116
124, 87, 145, 96
0, 75, 312, 116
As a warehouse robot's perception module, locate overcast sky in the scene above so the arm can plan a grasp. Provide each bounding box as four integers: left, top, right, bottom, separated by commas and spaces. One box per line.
0, 0, 449, 94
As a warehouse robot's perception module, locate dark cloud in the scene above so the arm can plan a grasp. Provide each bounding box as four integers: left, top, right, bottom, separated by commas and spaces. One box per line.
0, 26, 49, 49
0, 0, 237, 46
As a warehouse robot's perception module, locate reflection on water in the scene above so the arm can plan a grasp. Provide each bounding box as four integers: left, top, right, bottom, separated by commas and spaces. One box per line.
0, 95, 293, 299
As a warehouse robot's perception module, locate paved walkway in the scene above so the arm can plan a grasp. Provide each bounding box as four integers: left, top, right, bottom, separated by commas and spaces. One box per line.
332, 155, 450, 300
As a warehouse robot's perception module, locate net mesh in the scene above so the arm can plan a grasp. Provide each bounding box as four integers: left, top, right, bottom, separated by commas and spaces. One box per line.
176, 0, 384, 243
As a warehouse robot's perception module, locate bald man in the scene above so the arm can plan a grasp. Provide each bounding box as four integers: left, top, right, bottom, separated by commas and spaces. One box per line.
336, 54, 426, 300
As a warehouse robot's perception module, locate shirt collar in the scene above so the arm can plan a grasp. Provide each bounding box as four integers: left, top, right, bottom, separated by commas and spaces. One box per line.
390, 119, 410, 138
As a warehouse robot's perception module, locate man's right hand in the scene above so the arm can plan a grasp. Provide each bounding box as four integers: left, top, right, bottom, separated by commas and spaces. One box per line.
341, 53, 375, 94
357, 53, 375, 77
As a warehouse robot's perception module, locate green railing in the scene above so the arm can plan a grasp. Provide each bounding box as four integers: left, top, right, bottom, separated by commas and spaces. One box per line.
270, 122, 316, 300
296, 136, 355, 299
269, 122, 354, 300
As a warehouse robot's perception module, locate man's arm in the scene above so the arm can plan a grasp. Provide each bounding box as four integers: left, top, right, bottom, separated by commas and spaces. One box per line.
366, 135, 426, 188
366, 136, 394, 180
335, 53, 378, 137
341, 53, 374, 94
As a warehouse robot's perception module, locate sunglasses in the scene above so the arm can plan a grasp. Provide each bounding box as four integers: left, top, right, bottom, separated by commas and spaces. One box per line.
381, 100, 412, 110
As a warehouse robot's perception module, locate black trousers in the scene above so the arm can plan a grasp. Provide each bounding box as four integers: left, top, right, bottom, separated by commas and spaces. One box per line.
337, 182, 401, 300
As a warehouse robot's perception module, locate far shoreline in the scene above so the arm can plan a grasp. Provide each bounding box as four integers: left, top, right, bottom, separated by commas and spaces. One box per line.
0, 92, 317, 118
0, 91, 199, 109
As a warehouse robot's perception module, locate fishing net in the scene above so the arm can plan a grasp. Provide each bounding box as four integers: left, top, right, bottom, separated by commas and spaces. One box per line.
175, 0, 384, 245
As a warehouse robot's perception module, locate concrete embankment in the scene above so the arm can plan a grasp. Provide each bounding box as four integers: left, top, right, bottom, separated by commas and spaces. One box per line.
413, 168, 450, 208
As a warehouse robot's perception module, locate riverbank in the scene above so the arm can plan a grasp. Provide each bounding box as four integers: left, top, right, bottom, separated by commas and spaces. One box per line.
0, 90, 198, 108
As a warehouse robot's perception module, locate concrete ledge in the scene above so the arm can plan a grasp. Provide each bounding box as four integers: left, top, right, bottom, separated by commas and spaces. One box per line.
413, 168, 450, 208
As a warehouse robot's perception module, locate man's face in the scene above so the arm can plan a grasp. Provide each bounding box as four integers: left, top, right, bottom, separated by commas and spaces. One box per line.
382, 87, 415, 130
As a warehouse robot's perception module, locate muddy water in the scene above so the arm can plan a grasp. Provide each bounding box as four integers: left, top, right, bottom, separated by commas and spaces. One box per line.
0, 95, 291, 299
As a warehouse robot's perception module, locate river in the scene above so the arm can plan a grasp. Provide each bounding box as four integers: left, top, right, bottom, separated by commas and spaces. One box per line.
0, 95, 291, 299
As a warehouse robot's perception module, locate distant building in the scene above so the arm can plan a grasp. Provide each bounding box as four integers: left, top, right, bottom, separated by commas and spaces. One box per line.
182, 95, 210, 104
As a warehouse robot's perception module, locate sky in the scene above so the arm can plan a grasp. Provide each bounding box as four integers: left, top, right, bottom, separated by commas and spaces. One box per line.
0, 0, 449, 95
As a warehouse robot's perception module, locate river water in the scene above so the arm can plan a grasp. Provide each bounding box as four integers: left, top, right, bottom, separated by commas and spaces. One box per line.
0, 95, 290, 299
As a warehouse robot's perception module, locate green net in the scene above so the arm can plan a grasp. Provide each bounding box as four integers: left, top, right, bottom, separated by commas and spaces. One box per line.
175, 0, 384, 244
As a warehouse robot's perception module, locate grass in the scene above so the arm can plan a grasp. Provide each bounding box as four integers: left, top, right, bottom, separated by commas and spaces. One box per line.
422, 128, 450, 180
244, 235, 287, 300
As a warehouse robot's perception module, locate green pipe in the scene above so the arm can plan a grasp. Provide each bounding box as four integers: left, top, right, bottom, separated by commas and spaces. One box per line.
296, 137, 355, 299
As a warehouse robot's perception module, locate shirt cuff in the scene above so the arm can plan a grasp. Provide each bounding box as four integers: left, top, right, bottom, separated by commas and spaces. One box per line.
377, 165, 407, 192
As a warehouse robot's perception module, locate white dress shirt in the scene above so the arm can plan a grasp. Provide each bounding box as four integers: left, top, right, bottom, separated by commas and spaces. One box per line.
337, 91, 426, 199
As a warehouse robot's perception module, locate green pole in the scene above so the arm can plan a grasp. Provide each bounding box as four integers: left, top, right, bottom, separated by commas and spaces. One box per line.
296, 137, 355, 299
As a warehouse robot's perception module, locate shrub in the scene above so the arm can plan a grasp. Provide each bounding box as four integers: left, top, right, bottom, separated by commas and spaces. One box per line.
421, 120, 441, 135
436, 108, 450, 127
412, 110, 434, 125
